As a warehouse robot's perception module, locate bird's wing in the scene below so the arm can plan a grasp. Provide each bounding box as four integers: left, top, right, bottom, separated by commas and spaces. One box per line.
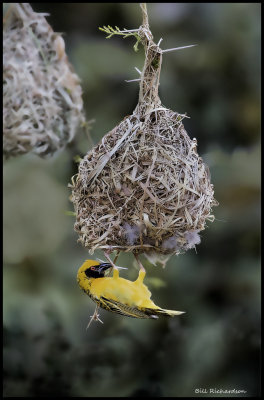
100, 296, 158, 319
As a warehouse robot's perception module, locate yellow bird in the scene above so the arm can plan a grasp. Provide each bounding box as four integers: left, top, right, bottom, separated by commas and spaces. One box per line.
77, 259, 185, 321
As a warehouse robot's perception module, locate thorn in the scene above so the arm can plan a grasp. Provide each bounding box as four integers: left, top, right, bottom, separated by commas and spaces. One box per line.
157, 38, 163, 47
118, 28, 139, 33
162, 44, 197, 53
134, 67, 142, 75
125, 78, 141, 83
96, 258, 106, 264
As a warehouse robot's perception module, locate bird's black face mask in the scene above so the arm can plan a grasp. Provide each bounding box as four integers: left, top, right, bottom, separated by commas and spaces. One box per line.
85, 263, 112, 279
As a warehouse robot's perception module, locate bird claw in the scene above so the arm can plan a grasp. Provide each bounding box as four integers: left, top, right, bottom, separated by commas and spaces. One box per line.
86, 306, 104, 329
134, 253, 146, 273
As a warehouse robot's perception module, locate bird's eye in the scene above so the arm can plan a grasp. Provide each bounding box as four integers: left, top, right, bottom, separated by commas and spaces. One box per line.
90, 266, 96, 271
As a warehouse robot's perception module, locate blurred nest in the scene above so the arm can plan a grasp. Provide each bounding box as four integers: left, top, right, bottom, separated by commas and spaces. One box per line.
3, 3, 85, 159
70, 4, 218, 260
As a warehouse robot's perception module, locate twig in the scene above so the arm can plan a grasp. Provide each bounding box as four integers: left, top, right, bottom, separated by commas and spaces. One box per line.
140, 3, 149, 29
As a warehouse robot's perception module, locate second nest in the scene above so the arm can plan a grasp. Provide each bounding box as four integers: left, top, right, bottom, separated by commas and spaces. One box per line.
71, 107, 217, 257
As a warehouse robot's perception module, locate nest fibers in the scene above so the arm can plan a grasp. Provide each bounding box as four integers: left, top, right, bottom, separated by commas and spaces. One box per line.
70, 5, 218, 263
3, 3, 84, 159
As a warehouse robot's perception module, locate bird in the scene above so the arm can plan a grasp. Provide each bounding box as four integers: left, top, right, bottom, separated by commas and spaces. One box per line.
77, 258, 185, 325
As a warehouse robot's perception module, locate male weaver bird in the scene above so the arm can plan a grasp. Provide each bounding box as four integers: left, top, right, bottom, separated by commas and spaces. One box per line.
77, 258, 185, 325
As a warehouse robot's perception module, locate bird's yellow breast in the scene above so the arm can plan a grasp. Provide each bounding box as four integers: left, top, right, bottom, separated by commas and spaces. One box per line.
90, 275, 158, 309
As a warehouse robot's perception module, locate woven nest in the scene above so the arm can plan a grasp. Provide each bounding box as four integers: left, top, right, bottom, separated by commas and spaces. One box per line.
3, 3, 84, 159
70, 6, 218, 261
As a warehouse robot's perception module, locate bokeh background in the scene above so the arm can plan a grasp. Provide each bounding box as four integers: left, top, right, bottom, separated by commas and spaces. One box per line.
3, 3, 261, 397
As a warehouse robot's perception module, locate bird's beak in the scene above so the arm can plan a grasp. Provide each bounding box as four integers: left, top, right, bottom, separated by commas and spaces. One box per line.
96, 258, 127, 271
98, 263, 112, 274
97, 261, 127, 276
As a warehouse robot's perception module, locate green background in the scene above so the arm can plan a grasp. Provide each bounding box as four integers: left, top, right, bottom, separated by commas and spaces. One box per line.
3, 3, 261, 397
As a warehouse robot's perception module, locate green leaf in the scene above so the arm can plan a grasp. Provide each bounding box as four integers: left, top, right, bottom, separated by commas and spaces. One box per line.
65, 210, 76, 216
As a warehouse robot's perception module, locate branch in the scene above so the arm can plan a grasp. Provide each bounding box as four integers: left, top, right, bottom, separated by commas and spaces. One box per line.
99, 25, 141, 52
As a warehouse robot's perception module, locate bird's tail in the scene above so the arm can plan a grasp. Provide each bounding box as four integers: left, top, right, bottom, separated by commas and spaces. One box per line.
144, 307, 185, 318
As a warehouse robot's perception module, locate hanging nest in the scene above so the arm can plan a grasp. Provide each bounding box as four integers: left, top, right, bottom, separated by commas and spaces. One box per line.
3, 3, 85, 159
70, 4, 218, 262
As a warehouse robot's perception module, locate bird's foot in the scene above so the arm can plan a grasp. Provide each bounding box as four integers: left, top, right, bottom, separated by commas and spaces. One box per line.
86, 305, 104, 329
134, 253, 146, 272
134, 254, 146, 283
